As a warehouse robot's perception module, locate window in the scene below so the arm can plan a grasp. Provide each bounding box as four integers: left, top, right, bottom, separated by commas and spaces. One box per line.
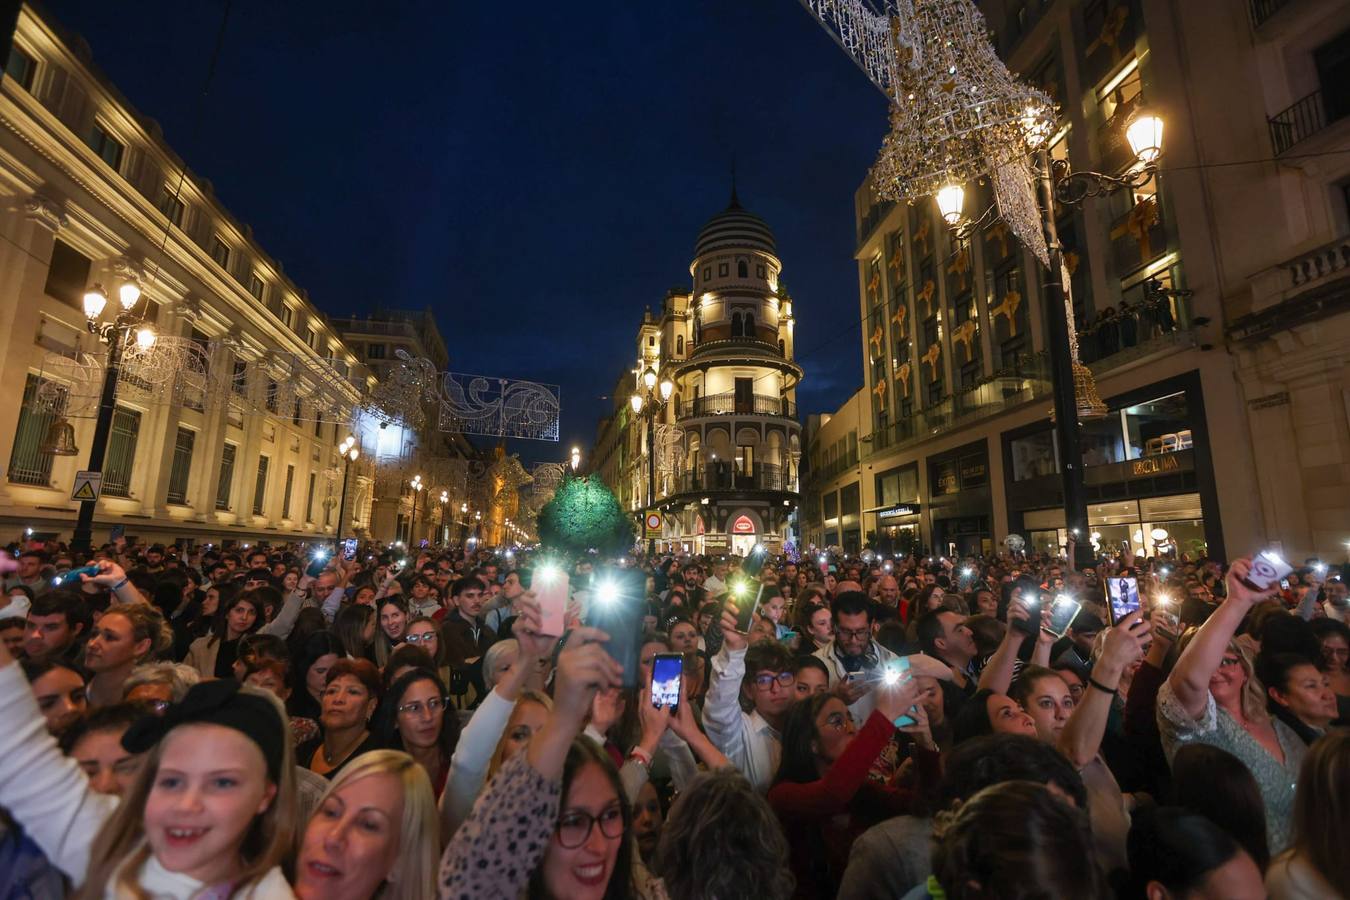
216, 444, 236, 509
306, 327, 319, 350
730, 312, 742, 337
102, 407, 142, 498
314, 416, 324, 438
253, 456, 269, 515
266, 379, 279, 413
247, 273, 265, 300
231, 359, 247, 395
305, 472, 317, 522
158, 189, 185, 226
88, 122, 124, 171
718, 263, 729, 277
43, 239, 91, 309
280, 305, 295, 329
8, 375, 63, 486
757, 264, 766, 278
209, 234, 230, 269
5, 45, 36, 91
737, 260, 748, 278
703, 267, 711, 281
675, 335, 684, 355
166, 428, 195, 504
281, 464, 295, 518
1316, 28, 1350, 124
367, 343, 386, 359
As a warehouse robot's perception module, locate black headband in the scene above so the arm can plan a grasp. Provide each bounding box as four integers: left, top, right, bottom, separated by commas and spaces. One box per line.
122, 679, 285, 781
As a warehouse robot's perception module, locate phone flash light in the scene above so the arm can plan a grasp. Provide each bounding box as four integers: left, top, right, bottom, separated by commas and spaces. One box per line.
732, 580, 749, 598
24, 528, 32, 536
596, 580, 620, 606
1316, 563, 1328, 574
313, 550, 328, 561
883, 668, 902, 686
1054, 594, 1074, 606
962, 567, 974, 577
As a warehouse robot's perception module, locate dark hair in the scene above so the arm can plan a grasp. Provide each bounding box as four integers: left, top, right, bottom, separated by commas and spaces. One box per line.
527, 739, 634, 900
1258, 613, 1321, 662
1255, 652, 1321, 698
209, 589, 266, 647
380, 667, 460, 762
654, 769, 794, 900
382, 644, 437, 691
1008, 664, 1064, 708
934, 733, 1087, 815
1309, 616, 1350, 647
289, 631, 342, 706
914, 610, 948, 657
332, 604, 375, 660
59, 701, 152, 754
773, 693, 835, 785
21, 656, 86, 686
28, 589, 93, 638
831, 591, 872, 622
1126, 807, 1249, 898
1286, 731, 1350, 891
740, 641, 795, 710
1170, 742, 1270, 869
792, 655, 829, 680
450, 575, 486, 598
874, 620, 907, 656
951, 688, 997, 745
238, 633, 288, 671
931, 781, 1109, 900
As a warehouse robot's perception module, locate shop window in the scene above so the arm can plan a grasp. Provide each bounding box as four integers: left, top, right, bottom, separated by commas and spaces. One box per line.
1081, 416, 1125, 466
1122, 391, 1191, 459
1010, 429, 1058, 482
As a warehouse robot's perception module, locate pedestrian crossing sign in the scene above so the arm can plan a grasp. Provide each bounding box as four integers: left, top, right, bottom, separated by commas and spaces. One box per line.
71, 471, 102, 502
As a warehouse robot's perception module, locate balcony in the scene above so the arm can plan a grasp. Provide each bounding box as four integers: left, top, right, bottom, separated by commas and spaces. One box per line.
678, 391, 796, 420
688, 337, 784, 359
672, 462, 796, 495
1232, 234, 1350, 343
1269, 89, 1330, 155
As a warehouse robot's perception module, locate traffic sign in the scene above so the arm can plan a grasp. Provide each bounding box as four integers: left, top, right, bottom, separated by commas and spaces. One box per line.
71, 470, 102, 502
644, 511, 663, 538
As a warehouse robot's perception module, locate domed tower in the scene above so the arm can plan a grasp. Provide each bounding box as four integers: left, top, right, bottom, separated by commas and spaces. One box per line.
662, 188, 803, 555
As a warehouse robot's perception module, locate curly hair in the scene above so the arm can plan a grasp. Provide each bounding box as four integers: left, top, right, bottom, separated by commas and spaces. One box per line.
654, 768, 794, 900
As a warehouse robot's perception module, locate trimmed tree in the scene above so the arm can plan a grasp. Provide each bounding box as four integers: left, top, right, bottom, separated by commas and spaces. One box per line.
536, 474, 635, 556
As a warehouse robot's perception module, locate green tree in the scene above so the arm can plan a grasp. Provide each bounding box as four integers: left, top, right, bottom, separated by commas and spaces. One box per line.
536, 474, 635, 556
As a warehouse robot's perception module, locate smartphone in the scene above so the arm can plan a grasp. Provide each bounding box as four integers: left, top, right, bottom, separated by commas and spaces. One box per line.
1044, 594, 1083, 638
535, 567, 570, 637
587, 568, 645, 689
109, 524, 125, 542
883, 658, 917, 727
651, 653, 683, 713
740, 545, 768, 579
1013, 588, 1043, 637
1107, 576, 1141, 625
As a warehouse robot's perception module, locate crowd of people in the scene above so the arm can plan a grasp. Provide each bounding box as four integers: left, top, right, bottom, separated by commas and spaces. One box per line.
0, 532, 1346, 899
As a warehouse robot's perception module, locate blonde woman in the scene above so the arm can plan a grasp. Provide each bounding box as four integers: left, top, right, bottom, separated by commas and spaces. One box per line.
0, 629, 298, 898
1159, 557, 1307, 854
294, 750, 438, 900
83, 602, 174, 707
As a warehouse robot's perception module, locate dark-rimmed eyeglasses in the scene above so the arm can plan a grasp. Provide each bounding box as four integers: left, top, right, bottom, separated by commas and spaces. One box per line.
556, 805, 624, 848
753, 671, 794, 690
397, 697, 450, 716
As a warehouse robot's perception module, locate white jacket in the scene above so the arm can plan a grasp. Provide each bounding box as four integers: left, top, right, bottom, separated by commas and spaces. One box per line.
812, 638, 899, 725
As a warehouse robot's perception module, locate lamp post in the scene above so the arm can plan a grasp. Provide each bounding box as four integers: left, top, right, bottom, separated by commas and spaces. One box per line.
630, 367, 674, 555
408, 474, 423, 546
334, 435, 360, 550
70, 279, 154, 553
438, 489, 449, 545
570, 445, 581, 474
936, 109, 1164, 568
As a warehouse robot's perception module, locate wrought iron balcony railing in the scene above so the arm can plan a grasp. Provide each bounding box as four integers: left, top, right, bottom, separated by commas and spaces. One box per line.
678, 391, 796, 419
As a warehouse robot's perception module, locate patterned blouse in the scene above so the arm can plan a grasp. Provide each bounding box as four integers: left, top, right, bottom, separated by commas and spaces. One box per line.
1156, 680, 1305, 853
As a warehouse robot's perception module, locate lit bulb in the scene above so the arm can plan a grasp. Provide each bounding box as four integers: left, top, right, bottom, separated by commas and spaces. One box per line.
135, 327, 156, 350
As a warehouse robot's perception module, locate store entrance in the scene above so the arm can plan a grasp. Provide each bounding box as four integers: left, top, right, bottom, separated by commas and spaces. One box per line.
731, 534, 758, 556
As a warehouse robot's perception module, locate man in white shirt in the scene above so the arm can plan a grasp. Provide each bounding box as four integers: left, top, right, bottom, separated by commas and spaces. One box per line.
703, 557, 729, 597
703, 606, 796, 792
813, 590, 899, 724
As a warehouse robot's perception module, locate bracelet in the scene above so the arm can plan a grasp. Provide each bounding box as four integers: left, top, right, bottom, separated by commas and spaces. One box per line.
111, 578, 128, 591
627, 748, 652, 771
1087, 676, 1118, 696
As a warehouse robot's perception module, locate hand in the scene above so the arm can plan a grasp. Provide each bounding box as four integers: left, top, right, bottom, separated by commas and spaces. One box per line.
1097, 610, 1151, 681
1036, 605, 1056, 646
636, 689, 672, 752
590, 686, 624, 735
1225, 557, 1276, 608
512, 596, 556, 660
896, 699, 936, 751
834, 675, 870, 705
81, 559, 127, 588
0, 554, 16, 577
667, 694, 699, 743
552, 626, 622, 725
719, 605, 747, 651
1006, 597, 1031, 632
874, 675, 921, 723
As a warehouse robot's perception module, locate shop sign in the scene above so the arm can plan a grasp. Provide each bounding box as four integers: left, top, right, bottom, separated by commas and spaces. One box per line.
1129, 454, 1182, 477
878, 503, 921, 519
1247, 391, 1289, 410
959, 456, 988, 488
703, 533, 729, 550
933, 460, 960, 495
731, 515, 756, 534
1083, 449, 1193, 486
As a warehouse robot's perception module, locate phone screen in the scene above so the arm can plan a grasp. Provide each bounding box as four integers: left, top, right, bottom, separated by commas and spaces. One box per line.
884, 658, 917, 727
740, 545, 768, 579
587, 568, 645, 689
109, 524, 126, 542
535, 568, 569, 637
1107, 576, 1141, 624
651, 653, 683, 712
1045, 594, 1083, 637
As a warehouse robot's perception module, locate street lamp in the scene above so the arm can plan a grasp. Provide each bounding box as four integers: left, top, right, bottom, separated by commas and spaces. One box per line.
334, 435, 360, 550
631, 366, 675, 554
408, 474, 423, 546
439, 489, 449, 545
936, 108, 1165, 568
70, 279, 153, 553
570, 445, 581, 472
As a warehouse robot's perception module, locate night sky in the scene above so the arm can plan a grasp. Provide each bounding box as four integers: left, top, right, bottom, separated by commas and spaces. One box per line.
51, 0, 890, 465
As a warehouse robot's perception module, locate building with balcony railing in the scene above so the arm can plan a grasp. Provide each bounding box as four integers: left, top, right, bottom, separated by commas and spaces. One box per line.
797, 0, 1350, 560
589, 189, 803, 555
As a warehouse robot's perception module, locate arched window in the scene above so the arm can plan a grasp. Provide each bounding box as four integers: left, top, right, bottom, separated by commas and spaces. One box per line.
737, 260, 748, 278
743, 312, 755, 336
731, 312, 743, 337
676, 335, 684, 355
778, 339, 785, 356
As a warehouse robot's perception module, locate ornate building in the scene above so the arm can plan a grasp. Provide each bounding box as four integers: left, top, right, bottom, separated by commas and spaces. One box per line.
591, 191, 802, 555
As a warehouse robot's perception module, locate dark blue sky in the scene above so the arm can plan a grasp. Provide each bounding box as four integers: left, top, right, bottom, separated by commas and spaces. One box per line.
53, 0, 889, 465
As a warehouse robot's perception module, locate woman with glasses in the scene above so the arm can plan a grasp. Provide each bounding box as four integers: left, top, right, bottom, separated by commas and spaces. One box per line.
403, 615, 453, 687
768, 675, 927, 898
1159, 557, 1307, 854
380, 668, 460, 799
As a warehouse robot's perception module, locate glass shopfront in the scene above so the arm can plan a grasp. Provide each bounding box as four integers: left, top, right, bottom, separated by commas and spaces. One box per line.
929, 441, 993, 557
871, 464, 921, 554
1003, 371, 1223, 560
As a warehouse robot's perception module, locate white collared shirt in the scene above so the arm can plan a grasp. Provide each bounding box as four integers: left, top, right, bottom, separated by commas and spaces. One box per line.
703, 644, 781, 792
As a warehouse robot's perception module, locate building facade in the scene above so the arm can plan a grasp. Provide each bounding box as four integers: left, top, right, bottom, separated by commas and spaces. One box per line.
590, 192, 803, 554
807, 0, 1350, 563
0, 6, 384, 546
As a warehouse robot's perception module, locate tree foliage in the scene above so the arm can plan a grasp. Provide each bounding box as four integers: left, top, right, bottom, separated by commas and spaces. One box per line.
536, 475, 635, 556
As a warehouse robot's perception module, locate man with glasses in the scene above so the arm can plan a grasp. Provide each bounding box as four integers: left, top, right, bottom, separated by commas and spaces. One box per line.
703, 603, 797, 792
814, 591, 900, 725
